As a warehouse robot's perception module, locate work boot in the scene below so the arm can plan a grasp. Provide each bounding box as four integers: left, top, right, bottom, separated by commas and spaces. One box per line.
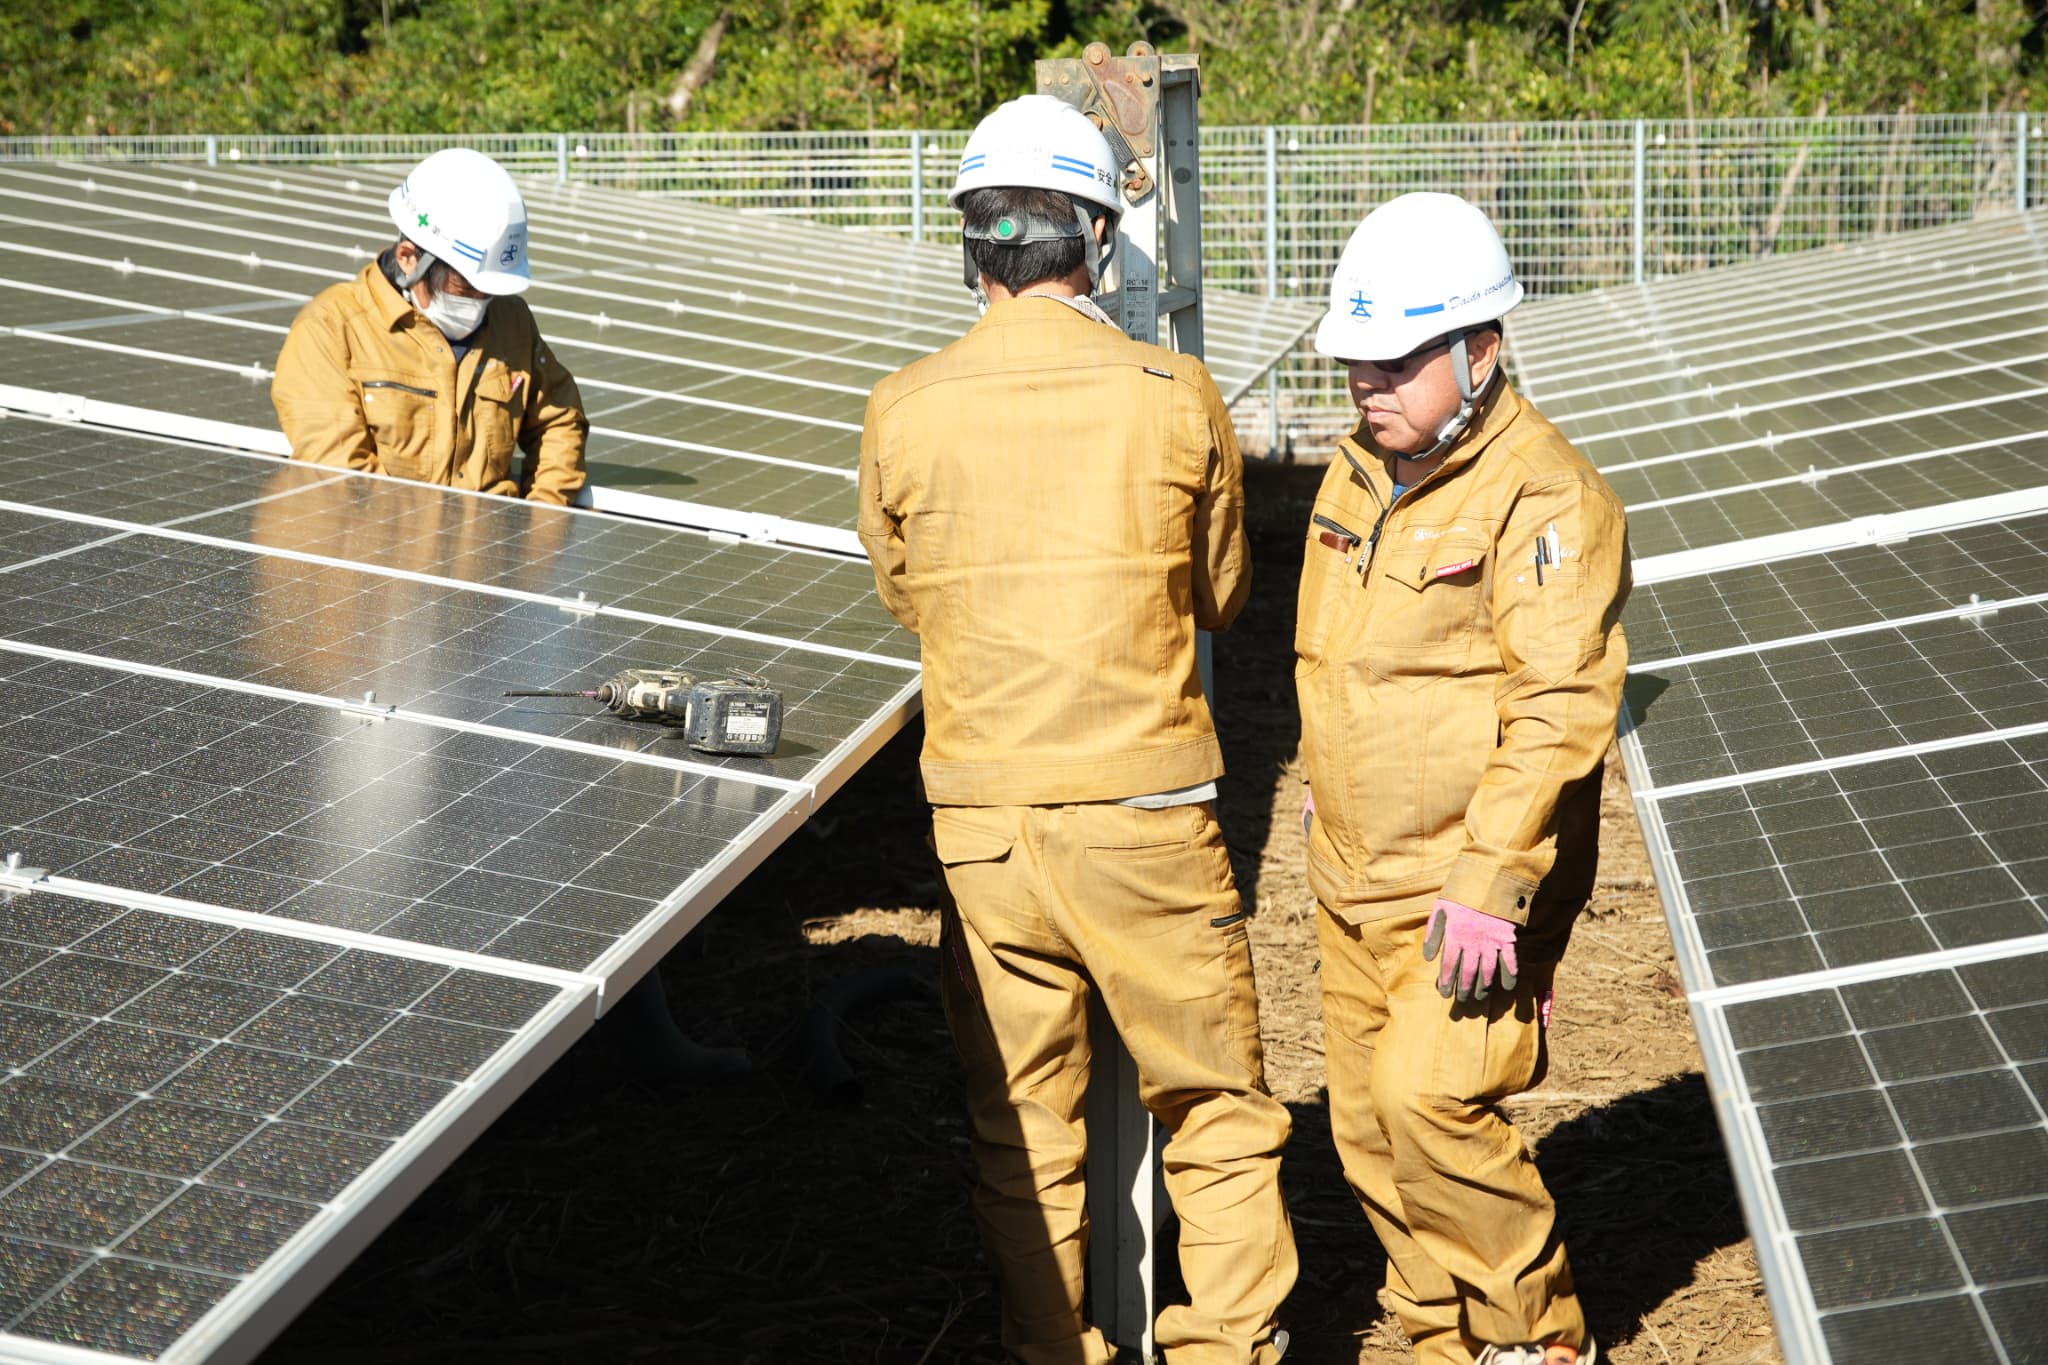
1473, 1340, 1595, 1365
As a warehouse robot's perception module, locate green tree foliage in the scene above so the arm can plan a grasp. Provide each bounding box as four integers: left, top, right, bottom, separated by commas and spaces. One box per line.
3, 0, 2045, 135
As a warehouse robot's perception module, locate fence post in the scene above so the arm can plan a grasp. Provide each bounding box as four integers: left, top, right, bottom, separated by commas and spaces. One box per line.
206, 135, 218, 168
556, 132, 569, 184
1632, 119, 1647, 285
2020, 113, 2030, 213
1265, 124, 1281, 457
911, 131, 925, 243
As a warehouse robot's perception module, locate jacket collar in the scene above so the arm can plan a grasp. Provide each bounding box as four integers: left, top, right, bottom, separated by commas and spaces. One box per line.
357, 256, 421, 334
972, 294, 1114, 331
1335, 377, 1524, 498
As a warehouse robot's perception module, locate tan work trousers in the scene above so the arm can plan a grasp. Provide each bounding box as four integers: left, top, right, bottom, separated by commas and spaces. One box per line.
932, 802, 1297, 1365
1317, 906, 1586, 1364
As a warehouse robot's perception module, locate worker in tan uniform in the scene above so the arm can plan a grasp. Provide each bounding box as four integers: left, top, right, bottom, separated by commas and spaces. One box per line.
859, 94, 1296, 1365
272, 147, 588, 505
1296, 193, 1630, 1365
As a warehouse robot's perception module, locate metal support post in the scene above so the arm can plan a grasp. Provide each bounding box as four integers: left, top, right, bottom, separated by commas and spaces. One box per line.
205, 135, 218, 168
1263, 126, 1280, 297
556, 132, 570, 184
1632, 119, 1648, 285
910, 131, 926, 243
1265, 124, 1281, 456
2019, 114, 2030, 212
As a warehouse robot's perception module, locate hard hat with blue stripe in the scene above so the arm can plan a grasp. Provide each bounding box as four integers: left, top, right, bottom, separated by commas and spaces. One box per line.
387, 148, 532, 297
949, 94, 1122, 216
1314, 192, 1523, 363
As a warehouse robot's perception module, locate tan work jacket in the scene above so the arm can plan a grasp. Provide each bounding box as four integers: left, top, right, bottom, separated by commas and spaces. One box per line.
271, 262, 588, 505
1296, 380, 1630, 943
859, 296, 1251, 806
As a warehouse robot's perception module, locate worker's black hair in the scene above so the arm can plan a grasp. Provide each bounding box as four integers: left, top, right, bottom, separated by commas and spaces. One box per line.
958, 187, 1092, 292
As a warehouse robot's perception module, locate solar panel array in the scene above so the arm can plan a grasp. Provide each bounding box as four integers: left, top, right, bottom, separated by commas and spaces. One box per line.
0, 160, 1320, 550
1511, 210, 2048, 1364
0, 160, 921, 1364
0, 410, 921, 1364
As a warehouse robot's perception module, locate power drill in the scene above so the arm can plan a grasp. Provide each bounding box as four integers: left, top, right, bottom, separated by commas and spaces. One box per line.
504, 668, 782, 756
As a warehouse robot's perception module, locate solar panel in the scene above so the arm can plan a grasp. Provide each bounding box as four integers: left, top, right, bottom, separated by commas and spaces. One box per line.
0, 416, 911, 1362
0, 160, 1319, 546
0, 418, 919, 664
1511, 212, 2048, 1363
0, 892, 591, 1364
1622, 512, 2048, 666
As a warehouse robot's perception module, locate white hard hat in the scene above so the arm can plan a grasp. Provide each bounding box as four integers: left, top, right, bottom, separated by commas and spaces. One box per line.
949, 93, 1122, 215
1313, 192, 1522, 361
388, 148, 532, 296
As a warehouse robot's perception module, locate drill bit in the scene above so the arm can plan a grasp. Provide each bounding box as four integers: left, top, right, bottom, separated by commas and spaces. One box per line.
502, 689, 601, 698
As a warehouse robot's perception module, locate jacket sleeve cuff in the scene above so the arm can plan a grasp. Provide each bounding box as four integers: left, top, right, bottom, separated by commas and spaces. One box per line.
1439, 857, 1540, 925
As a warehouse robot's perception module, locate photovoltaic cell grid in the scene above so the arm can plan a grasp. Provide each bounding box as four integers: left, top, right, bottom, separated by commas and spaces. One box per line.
1621, 512, 2048, 666
1716, 955, 2048, 1364
1509, 209, 2048, 559
1625, 599, 2048, 791
0, 896, 585, 1362
0, 524, 915, 788
1545, 217, 2048, 1363
0, 418, 918, 665
0, 647, 802, 974
0, 159, 1319, 534
1653, 733, 2048, 988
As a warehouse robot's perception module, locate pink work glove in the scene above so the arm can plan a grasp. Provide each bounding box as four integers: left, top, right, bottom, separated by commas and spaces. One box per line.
1421, 897, 1520, 1002
1302, 791, 1315, 838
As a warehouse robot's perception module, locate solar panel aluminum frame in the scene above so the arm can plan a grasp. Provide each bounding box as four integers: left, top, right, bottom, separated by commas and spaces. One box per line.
0, 893, 598, 1365
0, 383, 865, 557
0, 385, 289, 460
1630, 485, 2048, 586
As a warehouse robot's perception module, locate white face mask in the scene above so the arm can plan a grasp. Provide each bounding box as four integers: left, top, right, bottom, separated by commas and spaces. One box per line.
421, 287, 490, 340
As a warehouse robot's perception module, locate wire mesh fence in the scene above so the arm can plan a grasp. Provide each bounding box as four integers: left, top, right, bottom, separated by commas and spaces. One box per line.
6, 114, 2040, 449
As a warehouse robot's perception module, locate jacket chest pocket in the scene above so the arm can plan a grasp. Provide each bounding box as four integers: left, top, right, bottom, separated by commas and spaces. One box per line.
1296, 503, 1368, 660
469, 366, 525, 489
1365, 534, 1489, 687
355, 374, 437, 477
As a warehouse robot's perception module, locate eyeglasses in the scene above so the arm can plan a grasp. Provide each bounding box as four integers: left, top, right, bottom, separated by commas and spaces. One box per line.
1343, 336, 1450, 379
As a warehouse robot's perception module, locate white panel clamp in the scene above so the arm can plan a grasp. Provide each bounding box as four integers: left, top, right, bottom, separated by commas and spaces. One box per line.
339, 689, 397, 721
1959, 592, 2002, 625
0, 852, 50, 894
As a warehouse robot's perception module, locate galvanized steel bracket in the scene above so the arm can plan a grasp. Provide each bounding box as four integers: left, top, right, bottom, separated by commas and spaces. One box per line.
1038, 42, 1165, 206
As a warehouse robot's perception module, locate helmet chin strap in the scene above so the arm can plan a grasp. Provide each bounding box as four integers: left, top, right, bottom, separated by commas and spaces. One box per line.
1411, 329, 1497, 463
395, 247, 438, 291
1077, 202, 1115, 292
961, 244, 991, 314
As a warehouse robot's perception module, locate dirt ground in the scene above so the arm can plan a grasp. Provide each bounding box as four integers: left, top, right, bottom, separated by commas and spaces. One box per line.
258, 462, 1785, 1365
